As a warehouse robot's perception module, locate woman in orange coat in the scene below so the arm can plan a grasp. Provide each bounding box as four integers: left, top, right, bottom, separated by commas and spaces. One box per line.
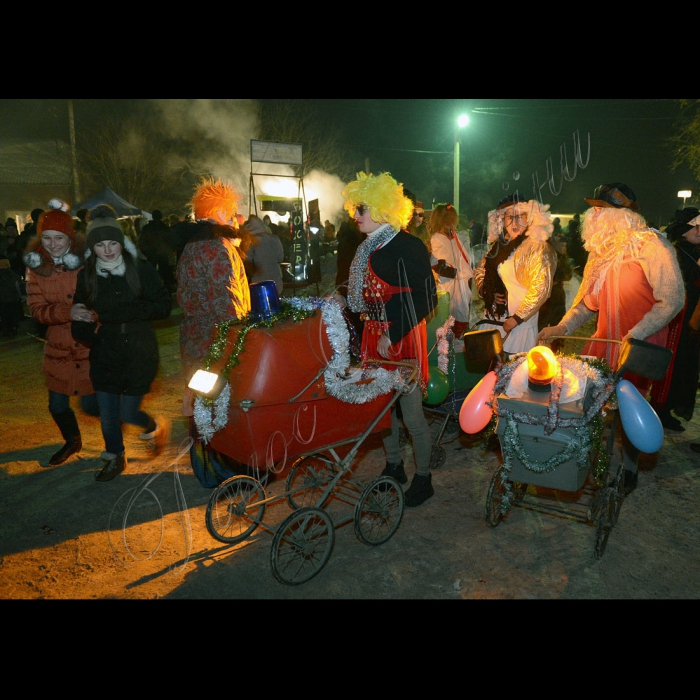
23, 199, 98, 467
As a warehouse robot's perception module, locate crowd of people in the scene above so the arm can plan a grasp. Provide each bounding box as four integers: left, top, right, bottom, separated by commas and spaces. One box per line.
5, 173, 700, 509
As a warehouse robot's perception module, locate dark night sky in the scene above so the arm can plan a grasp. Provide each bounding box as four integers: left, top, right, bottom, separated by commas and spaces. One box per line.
314, 98, 696, 227
1, 98, 695, 227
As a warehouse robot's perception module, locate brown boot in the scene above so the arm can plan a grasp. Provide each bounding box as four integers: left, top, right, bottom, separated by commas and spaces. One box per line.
47, 410, 82, 467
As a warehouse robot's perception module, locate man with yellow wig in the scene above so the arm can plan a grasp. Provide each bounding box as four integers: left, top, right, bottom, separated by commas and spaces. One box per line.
334, 172, 438, 507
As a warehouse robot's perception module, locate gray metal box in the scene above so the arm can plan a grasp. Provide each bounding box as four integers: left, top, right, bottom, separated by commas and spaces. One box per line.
495, 386, 593, 492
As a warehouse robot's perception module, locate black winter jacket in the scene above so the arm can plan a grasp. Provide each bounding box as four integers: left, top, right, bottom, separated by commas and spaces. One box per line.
71, 258, 171, 395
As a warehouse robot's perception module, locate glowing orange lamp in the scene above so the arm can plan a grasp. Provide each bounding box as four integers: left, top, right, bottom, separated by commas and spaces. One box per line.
526, 345, 558, 392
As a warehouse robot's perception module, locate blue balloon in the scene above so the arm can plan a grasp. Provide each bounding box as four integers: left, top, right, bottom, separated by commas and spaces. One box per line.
616, 379, 664, 453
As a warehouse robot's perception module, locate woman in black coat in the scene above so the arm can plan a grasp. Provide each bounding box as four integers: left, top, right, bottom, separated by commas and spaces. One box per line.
72, 205, 172, 482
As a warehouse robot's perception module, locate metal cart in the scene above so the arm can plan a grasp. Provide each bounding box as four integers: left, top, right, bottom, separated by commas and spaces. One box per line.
195, 305, 418, 585
466, 330, 671, 559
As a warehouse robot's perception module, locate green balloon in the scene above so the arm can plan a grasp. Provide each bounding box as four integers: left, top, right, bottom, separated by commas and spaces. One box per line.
424, 366, 450, 405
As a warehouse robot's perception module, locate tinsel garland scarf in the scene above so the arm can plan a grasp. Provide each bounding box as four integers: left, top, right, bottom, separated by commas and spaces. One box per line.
491, 353, 617, 510
193, 297, 411, 443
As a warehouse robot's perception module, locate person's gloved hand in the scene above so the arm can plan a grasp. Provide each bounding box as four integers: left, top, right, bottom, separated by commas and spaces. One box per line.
436, 260, 457, 279
537, 324, 566, 346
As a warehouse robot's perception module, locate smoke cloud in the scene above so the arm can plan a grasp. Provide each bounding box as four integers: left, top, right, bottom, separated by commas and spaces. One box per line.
151, 99, 348, 225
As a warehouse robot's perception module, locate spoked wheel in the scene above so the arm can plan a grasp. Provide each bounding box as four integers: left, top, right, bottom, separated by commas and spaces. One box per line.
594, 487, 615, 559
285, 454, 337, 510
430, 444, 447, 470
485, 470, 509, 527
354, 476, 404, 545
205, 476, 266, 544
271, 507, 335, 585
512, 482, 528, 502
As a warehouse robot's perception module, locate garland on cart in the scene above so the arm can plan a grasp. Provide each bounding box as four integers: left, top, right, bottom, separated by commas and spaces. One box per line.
193, 297, 410, 442
435, 315, 455, 375
492, 353, 616, 511
491, 353, 616, 435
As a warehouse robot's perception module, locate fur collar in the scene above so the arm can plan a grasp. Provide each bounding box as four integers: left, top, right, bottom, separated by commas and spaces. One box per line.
23, 233, 87, 277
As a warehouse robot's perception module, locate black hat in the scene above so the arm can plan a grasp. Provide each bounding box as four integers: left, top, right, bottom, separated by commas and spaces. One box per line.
665, 207, 700, 242
497, 191, 528, 209
585, 183, 639, 211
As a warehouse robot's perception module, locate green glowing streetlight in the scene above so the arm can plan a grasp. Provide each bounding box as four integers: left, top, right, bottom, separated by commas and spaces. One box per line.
454, 113, 470, 216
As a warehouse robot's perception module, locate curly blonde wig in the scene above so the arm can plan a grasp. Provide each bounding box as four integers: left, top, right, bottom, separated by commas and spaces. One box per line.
190, 177, 241, 227
486, 198, 553, 244
342, 172, 413, 231
581, 206, 647, 256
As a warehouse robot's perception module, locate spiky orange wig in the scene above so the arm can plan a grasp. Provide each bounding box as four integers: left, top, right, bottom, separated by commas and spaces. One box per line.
190, 177, 241, 227
342, 171, 413, 231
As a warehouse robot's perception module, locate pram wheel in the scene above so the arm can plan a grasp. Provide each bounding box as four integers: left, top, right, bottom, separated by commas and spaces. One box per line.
430, 444, 447, 470
206, 476, 266, 544
354, 476, 405, 545
286, 453, 337, 510
486, 470, 508, 527
271, 507, 335, 585
594, 487, 615, 559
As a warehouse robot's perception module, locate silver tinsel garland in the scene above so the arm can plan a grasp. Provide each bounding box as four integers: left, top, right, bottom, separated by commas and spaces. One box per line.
193, 382, 231, 444
346, 223, 396, 312
493, 353, 615, 512
194, 296, 409, 442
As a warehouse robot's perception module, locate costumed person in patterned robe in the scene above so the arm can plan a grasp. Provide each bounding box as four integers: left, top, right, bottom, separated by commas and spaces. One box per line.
332, 171, 438, 508
538, 183, 685, 495
473, 192, 557, 356
429, 202, 473, 340
173, 177, 257, 487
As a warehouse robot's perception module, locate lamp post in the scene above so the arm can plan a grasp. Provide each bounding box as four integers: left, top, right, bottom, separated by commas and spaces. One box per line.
454, 113, 470, 215
678, 190, 692, 208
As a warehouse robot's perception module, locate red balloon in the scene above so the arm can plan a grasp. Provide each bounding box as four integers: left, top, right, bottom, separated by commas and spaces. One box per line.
459, 371, 497, 434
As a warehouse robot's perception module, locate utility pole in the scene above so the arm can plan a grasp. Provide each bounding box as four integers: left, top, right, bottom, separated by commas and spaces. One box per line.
68, 100, 81, 203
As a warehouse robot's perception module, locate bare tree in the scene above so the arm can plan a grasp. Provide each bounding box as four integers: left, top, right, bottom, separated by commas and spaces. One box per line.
669, 100, 700, 183
258, 100, 355, 180
76, 113, 188, 213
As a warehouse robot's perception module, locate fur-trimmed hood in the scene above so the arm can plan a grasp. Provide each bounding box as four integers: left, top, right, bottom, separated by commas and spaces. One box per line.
23, 232, 88, 277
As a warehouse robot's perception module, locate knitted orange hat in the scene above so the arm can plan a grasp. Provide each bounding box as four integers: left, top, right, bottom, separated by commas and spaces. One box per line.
37, 199, 74, 240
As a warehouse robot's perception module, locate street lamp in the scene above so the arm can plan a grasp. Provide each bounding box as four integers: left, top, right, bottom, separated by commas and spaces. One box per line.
454, 113, 470, 215
678, 190, 692, 207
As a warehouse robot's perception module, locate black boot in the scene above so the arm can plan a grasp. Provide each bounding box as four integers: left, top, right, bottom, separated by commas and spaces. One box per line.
404, 473, 434, 508
381, 460, 407, 484
48, 410, 82, 467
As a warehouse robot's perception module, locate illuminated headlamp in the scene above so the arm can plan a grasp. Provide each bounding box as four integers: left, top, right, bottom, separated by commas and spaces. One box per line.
188, 369, 227, 399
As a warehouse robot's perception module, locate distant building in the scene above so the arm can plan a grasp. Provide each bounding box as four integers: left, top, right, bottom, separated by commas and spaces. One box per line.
0, 139, 73, 226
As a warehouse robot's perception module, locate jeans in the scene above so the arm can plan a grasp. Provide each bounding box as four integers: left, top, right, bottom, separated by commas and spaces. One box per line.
48, 390, 99, 418
383, 384, 433, 476
95, 391, 151, 455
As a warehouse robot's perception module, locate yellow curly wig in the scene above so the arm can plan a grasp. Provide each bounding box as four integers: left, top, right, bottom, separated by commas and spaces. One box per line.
342, 172, 413, 231
190, 177, 240, 227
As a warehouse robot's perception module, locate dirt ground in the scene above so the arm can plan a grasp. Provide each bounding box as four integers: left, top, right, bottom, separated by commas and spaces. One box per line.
2, 287, 700, 600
